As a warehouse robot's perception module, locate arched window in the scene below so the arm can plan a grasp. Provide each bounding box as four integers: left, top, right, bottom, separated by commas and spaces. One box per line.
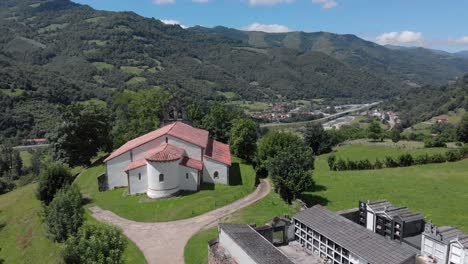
138, 173, 141, 180
186, 173, 189, 179
214, 171, 219, 179
165, 137, 168, 143
159, 174, 164, 182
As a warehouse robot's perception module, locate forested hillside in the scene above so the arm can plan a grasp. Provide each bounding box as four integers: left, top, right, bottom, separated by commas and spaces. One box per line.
191, 26, 468, 86
385, 74, 468, 126
1, 0, 468, 141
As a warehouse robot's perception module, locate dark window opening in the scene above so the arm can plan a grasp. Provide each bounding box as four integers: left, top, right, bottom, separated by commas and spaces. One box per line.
214, 171, 219, 179
165, 137, 168, 143
159, 174, 164, 182
186, 173, 189, 179
138, 173, 141, 180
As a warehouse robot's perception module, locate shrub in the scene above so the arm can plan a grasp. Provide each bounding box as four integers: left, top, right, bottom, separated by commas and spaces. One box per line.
0, 177, 15, 195
334, 159, 347, 171
384, 156, 399, 168
374, 159, 383, 169
415, 154, 430, 165
63, 223, 127, 264
327, 154, 336, 170
398, 154, 414, 167
347, 159, 357, 170
37, 162, 73, 205
357, 159, 373, 170
430, 153, 447, 163
446, 150, 462, 162
424, 137, 447, 148
45, 185, 84, 242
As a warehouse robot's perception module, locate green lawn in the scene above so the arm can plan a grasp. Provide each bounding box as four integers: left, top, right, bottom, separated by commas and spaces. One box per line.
184, 183, 299, 264
76, 157, 256, 222
0, 89, 25, 97
92, 62, 114, 71
305, 144, 468, 231
330, 143, 448, 162
120, 66, 144, 75
0, 184, 146, 264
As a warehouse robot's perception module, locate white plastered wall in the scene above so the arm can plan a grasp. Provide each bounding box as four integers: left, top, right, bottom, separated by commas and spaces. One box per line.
147, 160, 181, 198
106, 152, 131, 189
179, 166, 199, 191
203, 157, 229, 185
128, 165, 148, 195
219, 229, 256, 264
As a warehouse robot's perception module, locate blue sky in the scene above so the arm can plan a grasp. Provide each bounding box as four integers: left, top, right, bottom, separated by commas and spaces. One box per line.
73, 0, 468, 52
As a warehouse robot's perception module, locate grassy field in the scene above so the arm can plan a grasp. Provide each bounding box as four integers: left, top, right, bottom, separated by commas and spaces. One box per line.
0, 88, 25, 97
304, 143, 468, 231
404, 108, 466, 136
92, 62, 114, 71
184, 184, 299, 264
120, 66, 144, 75
331, 142, 448, 162
0, 184, 146, 264
75, 157, 256, 222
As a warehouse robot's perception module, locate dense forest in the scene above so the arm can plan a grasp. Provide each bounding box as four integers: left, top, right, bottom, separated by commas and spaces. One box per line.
0, 0, 467, 142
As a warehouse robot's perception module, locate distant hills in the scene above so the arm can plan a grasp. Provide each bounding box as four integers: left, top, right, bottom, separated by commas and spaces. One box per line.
190, 26, 468, 87
0, 0, 468, 140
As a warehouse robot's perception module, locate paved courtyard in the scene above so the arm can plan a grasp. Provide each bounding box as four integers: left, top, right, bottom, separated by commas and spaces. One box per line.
90, 180, 271, 264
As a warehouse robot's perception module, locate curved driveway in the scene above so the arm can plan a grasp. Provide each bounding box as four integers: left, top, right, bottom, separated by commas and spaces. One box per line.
89, 180, 271, 264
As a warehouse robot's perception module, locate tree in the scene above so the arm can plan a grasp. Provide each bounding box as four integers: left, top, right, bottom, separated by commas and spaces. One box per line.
45, 185, 84, 242
268, 146, 315, 203
457, 113, 468, 143
111, 88, 172, 148
256, 131, 305, 176
304, 123, 332, 155
37, 162, 73, 205
201, 103, 240, 143
63, 223, 127, 264
367, 120, 382, 141
50, 101, 112, 166
390, 129, 401, 143
229, 118, 258, 162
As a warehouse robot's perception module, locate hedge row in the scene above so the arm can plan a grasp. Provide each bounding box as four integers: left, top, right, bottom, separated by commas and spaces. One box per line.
327, 146, 468, 171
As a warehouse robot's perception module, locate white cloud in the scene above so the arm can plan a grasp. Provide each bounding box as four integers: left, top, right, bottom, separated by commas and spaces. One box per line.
152, 0, 175, 5
242, 23, 290, 33
161, 19, 188, 29
375, 31, 423, 45
247, 0, 294, 6
448, 36, 468, 45
192, 0, 209, 2
311, 0, 337, 9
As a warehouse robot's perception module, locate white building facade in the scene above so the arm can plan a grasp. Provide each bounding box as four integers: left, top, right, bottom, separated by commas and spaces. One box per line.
104, 122, 231, 198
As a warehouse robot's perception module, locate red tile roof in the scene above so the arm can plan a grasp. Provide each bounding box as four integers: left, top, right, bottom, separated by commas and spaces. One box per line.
124, 159, 146, 172
145, 144, 185, 162
104, 122, 209, 162
204, 139, 231, 165
180, 157, 203, 171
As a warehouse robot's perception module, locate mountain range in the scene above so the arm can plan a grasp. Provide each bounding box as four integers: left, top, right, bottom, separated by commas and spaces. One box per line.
0, 0, 468, 139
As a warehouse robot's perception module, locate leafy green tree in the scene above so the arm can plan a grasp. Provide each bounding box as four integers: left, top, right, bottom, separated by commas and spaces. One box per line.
268, 146, 315, 203
201, 102, 240, 142
304, 123, 332, 155
45, 185, 84, 242
256, 131, 305, 176
111, 88, 172, 148
457, 113, 468, 143
63, 223, 127, 264
37, 162, 73, 205
229, 118, 258, 162
186, 102, 206, 127
50, 101, 112, 166
367, 120, 382, 141
390, 129, 401, 143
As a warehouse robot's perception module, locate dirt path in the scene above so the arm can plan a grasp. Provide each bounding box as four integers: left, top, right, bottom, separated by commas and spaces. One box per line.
89, 180, 271, 264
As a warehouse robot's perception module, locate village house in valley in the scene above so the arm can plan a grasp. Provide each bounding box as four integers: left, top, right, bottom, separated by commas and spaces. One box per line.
104, 121, 231, 198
